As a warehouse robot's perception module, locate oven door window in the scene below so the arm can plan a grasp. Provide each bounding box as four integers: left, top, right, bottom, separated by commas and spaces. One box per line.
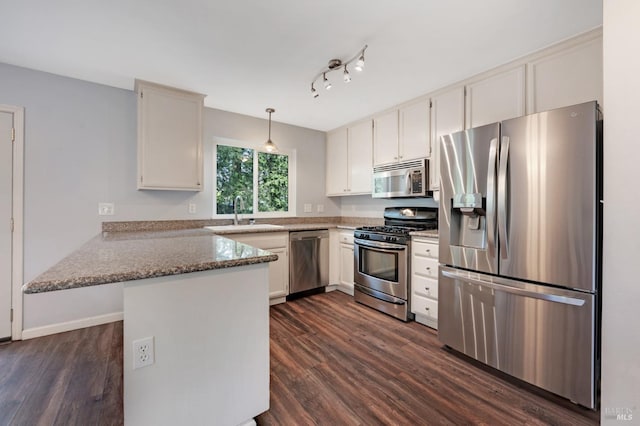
359, 247, 399, 282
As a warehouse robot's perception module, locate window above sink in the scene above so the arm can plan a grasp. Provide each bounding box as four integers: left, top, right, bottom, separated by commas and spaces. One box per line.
213, 138, 296, 218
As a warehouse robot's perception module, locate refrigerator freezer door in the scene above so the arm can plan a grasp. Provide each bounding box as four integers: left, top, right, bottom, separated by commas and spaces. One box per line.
499, 101, 599, 292
438, 266, 596, 409
439, 123, 500, 274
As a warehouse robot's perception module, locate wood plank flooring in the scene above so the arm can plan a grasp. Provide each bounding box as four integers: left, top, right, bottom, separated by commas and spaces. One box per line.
256, 290, 598, 426
0, 321, 122, 425
0, 291, 598, 425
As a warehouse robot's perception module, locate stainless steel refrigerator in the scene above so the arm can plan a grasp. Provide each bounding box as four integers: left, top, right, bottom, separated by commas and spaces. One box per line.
438, 101, 602, 409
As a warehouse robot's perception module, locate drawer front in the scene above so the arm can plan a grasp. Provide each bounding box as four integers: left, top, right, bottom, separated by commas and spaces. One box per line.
412, 240, 439, 259
412, 274, 438, 299
340, 232, 354, 245
411, 293, 438, 320
412, 256, 439, 279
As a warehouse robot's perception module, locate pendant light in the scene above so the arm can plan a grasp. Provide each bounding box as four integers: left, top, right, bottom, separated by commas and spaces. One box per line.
263, 108, 278, 153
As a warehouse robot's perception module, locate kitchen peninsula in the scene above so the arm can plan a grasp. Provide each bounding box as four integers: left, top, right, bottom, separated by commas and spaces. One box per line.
24, 228, 276, 426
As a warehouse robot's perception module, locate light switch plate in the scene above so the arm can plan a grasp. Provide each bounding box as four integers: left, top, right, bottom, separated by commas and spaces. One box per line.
98, 202, 114, 215
317, 204, 324, 213
304, 203, 312, 213
188, 203, 197, 214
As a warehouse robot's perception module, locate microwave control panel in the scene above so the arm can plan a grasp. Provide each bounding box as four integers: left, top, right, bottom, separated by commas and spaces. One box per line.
410, 170, 423, 193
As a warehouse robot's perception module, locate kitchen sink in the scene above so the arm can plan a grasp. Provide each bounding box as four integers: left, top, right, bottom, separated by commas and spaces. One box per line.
204, 224, 284, 232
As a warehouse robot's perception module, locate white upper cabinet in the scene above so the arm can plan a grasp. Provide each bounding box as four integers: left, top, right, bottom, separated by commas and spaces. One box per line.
527, 36, 603, 114
325, 120, 372, 196
430, 87, 465, 191
373, 110, 399, 166
136, 80, 205, 191
373, 99, 430, 167
326, 128, 349, 196
465, 65, 525, 129
399, 97, 431, 161
349, 119, 373, 194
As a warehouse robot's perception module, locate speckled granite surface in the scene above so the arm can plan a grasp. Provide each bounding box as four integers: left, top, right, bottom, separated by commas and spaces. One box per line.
25, 217, 392, 294
23, 229, 277, 294
409, 230, 439, 239
102, 216, 382, 232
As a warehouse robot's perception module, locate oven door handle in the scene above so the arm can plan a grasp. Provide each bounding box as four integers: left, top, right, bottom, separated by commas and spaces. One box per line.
355, 284, 406, 305
354, 240, 407, 251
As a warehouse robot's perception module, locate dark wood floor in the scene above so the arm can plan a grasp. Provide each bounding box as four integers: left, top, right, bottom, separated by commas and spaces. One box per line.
0, 320, 122, 425
0, 291, 598, 425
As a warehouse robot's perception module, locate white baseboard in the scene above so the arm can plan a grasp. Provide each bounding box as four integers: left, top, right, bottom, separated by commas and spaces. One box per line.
21, 311, 124, 340
336, 284, 354, 296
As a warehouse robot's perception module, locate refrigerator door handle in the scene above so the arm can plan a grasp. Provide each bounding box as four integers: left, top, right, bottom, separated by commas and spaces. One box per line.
486, 137, 499, 259
441, 270, 586, 306
498, 136, 510, 259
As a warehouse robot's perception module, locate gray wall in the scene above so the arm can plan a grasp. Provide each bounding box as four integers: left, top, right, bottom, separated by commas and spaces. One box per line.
601, 1, 640, 423
0, 62, 338, 330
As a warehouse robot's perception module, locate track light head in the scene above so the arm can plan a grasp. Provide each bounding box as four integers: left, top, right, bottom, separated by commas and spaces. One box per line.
323, 73, 332, 90
343, 65, 351, 83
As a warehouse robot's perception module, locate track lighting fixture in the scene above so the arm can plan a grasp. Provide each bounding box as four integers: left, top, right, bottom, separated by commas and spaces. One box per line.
310, 45, 367, 98
263, 108, 278, 153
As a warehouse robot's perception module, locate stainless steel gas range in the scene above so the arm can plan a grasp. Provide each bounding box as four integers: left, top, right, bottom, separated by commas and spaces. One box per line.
353, 207, 437, 321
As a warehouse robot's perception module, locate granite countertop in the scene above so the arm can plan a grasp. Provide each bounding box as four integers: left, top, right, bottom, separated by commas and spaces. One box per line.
410, 230, 439, 239
24, 218, 378, 295
23, 228, 277, 294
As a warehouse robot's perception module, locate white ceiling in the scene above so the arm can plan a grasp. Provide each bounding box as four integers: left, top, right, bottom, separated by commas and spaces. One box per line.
0, 0, 602, 131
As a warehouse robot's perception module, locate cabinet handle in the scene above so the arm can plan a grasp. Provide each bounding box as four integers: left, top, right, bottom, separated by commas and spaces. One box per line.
425, 307, 430, 311
394, 156, 398, 160
425, 249, 431, 254
424, 287, 430, 292
425, 267, 431, 271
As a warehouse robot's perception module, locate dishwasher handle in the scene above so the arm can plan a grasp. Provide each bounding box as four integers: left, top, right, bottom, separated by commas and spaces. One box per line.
289, 230, 329, 241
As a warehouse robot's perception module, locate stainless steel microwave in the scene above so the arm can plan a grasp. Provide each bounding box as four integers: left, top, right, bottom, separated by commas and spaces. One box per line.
372, 159, 428, 198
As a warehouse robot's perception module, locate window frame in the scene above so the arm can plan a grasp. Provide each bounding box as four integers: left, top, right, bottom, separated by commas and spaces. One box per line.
213, 137, 296, 218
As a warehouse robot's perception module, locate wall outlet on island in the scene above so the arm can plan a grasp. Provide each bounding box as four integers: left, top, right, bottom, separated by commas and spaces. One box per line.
133, 336, 155, 370
317, 204, 324, 213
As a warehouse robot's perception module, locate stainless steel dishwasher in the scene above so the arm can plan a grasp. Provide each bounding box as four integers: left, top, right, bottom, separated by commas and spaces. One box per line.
289, 230, 329, 294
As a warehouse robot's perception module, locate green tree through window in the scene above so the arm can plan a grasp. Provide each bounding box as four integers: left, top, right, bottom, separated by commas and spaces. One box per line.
216, 144, 289, 215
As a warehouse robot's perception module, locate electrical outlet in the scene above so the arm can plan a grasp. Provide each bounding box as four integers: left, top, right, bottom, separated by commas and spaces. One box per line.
98, 202, 114, 216
303, 203, 312, 213
133, 336, 155, 370
188, 203, 197, 214
317, 204, 324, 213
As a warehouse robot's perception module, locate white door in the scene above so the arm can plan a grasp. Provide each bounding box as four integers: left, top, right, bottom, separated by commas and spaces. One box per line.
0, 111, 13, 339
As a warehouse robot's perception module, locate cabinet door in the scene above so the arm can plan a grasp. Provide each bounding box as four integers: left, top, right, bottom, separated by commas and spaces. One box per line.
399, 98, 430, 161
339, 243, 354, 290
267, 246, 288, 299
348, 120, 373, 194
373, 110, 399, 166
326, 128, 349, 195
465, 65, 525, 128
137, 81, 204, 191
430, 87, 465, 190
527, 37, 602, 113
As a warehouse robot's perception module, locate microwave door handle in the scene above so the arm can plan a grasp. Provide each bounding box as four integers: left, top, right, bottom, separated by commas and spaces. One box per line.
497, 136, 510, 259
486, 137, 498, 260
406, 171, 412, 196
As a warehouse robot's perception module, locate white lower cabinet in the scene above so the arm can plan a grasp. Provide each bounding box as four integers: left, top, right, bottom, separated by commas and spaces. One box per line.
338, 231, 355, 295
411, 237, 439, 328
226, 232, 289, 305
331, 230, 354, 295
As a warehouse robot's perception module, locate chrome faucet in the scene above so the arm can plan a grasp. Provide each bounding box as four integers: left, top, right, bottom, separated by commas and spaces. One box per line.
233, 195, 245, 225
